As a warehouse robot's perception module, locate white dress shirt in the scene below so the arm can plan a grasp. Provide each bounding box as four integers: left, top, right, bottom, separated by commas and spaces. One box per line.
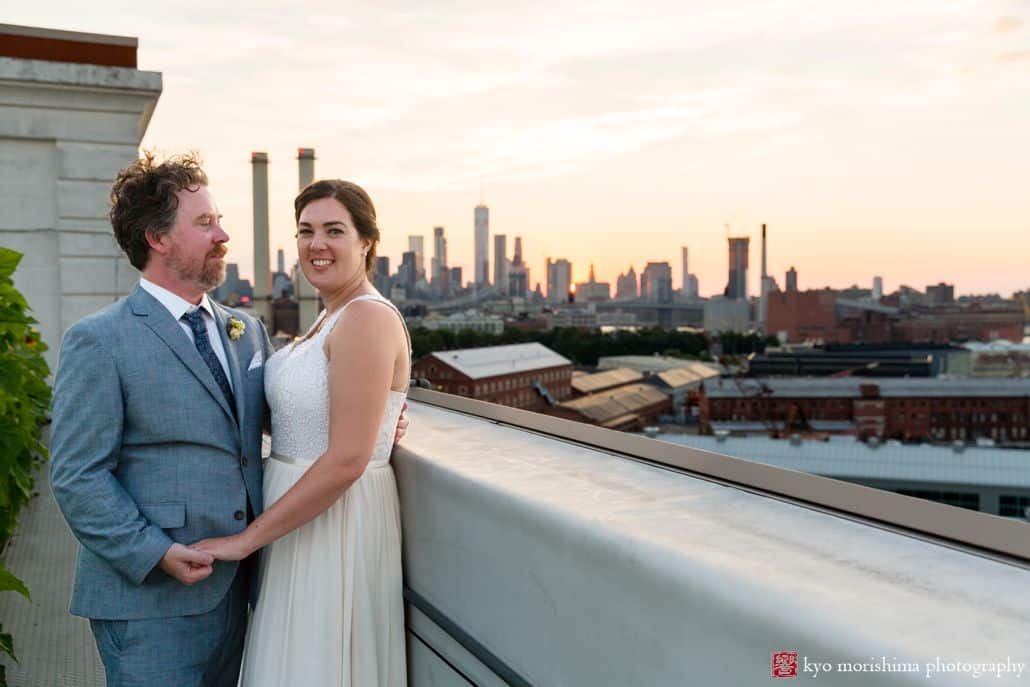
139, 278, 234, 391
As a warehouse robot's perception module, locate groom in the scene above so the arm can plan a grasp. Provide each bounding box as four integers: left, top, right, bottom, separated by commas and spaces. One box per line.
50, 153, 406, 686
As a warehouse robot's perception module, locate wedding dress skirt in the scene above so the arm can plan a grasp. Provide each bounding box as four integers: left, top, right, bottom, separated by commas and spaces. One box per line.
241, 297, 408, 686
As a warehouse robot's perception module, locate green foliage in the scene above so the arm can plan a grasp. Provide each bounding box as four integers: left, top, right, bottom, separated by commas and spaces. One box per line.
717, 331, 779, 356
0, 247, 51, 675
411, 325, 710, 366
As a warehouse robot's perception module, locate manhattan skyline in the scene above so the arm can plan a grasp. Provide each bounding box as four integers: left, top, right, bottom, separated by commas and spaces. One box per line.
6, 1, 1029, 297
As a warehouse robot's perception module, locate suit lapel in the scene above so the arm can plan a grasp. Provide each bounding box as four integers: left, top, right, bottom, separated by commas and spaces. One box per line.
212, 304, 246, 434
129, 286, 236, 425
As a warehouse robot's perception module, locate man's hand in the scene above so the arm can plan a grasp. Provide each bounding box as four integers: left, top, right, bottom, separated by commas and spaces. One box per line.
158, 543, 214, 585
394, 402, 409, 445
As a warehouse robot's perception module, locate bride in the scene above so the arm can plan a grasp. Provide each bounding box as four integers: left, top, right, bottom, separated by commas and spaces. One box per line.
195, 179, 410, 685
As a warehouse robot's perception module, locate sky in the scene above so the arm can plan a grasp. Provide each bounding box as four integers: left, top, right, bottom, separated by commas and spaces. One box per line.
9, 0, 1030, 297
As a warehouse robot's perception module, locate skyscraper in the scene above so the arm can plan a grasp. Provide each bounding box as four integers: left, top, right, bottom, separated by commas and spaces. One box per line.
576, 264, 611, 302
786, 267, 798, 292
408, 235, 425, 280
277, 248, 285, 275
431, 226, 447, 295
546, 258, 573, 303
616, 266, 639, 300
475, 204, 489, 287
399, 251, 417, 298
681, 247, 689, 293
493, 234, 508, 296
373, 256, 391, 297
725, 237, 750, 300
508, 237, 529, 298
873, 276, 883, 302
641, 262, 673, 303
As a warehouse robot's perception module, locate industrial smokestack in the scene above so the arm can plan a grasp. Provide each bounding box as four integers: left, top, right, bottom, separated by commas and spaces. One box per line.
295, 148, 318, 331
759, 223, 768, 330
251, 152, 270, 317
761, 224, 767, 281
298, 148, 315, 189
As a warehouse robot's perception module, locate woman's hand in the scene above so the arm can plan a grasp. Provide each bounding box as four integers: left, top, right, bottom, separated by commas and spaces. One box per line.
191, 533, 254, 562
394, 402, 409, 444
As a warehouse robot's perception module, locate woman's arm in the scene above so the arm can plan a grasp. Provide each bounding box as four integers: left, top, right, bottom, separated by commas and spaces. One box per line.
193, 301, 403, 560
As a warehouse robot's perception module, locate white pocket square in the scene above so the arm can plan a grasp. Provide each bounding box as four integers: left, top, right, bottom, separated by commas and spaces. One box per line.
247, 351, 263, 371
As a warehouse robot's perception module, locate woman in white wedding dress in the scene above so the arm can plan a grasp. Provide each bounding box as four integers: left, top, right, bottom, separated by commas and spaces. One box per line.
195, 180, 410, 686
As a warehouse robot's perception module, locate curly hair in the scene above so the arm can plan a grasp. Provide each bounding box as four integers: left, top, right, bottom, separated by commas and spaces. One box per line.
294, 179, 380, 277
109, 152, 209, 270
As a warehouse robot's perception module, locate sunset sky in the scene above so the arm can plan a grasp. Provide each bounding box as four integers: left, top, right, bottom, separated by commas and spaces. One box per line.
10, 1, 1030, 297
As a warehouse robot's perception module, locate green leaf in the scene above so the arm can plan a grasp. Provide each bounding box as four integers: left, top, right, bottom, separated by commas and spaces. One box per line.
0, 626, 16, 663
0, 567, 29, 600
0, 248, 21, 281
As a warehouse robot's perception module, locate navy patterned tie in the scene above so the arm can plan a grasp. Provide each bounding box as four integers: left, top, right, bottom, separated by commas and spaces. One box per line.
182, 309, 236, 418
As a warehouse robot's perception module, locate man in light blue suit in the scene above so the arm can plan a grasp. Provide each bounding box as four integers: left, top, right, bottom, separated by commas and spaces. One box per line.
50, 153, 272, 686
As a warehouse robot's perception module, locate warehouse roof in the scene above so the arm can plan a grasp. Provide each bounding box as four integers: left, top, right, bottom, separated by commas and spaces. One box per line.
654, 363, 720, 391
646, 434, 1030, 488
571, 368, 643, 394
560, 384, 669, 427
425, 343, 571, 380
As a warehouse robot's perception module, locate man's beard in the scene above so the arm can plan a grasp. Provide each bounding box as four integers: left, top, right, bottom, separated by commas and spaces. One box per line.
168, 243, 227, 291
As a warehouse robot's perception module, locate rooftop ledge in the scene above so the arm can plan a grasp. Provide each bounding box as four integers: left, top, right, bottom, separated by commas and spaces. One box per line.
395, 389, 1030, 686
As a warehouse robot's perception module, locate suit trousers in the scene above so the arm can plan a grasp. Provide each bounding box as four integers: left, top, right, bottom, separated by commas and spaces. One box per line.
90, 562, 250, 687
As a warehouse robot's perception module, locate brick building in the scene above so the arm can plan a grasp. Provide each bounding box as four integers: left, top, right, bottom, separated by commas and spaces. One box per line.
894, 307, 1023, 344
700, 378, 1030, 444
412, 343, 573, 411
767, 289, 1024, 345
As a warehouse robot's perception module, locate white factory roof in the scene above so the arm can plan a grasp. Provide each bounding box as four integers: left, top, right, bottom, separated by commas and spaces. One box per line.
427, 343, 571, 380
647, 433, 1030, 489
963, 340, 1030, 353
704, 377, 1030, 399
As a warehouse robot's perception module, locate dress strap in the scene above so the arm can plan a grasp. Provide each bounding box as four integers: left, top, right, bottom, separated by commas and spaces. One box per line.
325, 293, 412, 358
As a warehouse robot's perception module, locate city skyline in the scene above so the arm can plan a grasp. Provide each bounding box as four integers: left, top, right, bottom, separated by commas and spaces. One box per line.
6, 1, 1029, 297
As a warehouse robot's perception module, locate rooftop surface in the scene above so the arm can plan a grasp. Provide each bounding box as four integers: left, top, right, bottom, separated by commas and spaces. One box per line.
427, 342, 571, 379
570, 367, 643, 394
649, 433, 1030, 489
559, 383, 668, 424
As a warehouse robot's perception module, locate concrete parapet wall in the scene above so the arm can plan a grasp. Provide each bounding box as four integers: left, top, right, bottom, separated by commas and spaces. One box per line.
395, 402, 1030, 685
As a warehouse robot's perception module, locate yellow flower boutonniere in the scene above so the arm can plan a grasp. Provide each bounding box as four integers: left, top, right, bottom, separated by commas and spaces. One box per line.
227, 316, 246, 341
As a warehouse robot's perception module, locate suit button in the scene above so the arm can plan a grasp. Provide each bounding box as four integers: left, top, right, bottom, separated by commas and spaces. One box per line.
234, 510, 245, 521
241, 456, 248, 467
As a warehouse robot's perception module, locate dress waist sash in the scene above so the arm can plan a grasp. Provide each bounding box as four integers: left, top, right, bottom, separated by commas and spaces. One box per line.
270, 453, 390, 471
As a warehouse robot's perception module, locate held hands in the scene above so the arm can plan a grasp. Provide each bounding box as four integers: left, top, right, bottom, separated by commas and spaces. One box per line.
159, 543, 214, 585
191, 534, 254, 562
393, 402, 409, 445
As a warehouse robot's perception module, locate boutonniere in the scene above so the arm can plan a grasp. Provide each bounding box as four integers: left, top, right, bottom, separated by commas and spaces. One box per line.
227, 316, 246, 341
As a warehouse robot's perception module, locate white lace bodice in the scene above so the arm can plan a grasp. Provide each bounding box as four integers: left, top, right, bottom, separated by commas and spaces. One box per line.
265, 295, 409, 467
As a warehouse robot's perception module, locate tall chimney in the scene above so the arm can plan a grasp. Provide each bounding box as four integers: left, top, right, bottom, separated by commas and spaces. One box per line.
761, 224, 767, 282
298, 148, 315, 189
759, 223, 768, 330
251, 152, 270, 323
295, 148, 319, 331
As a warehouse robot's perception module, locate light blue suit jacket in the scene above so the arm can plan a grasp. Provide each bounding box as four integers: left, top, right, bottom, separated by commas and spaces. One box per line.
50, 285, 270, 620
